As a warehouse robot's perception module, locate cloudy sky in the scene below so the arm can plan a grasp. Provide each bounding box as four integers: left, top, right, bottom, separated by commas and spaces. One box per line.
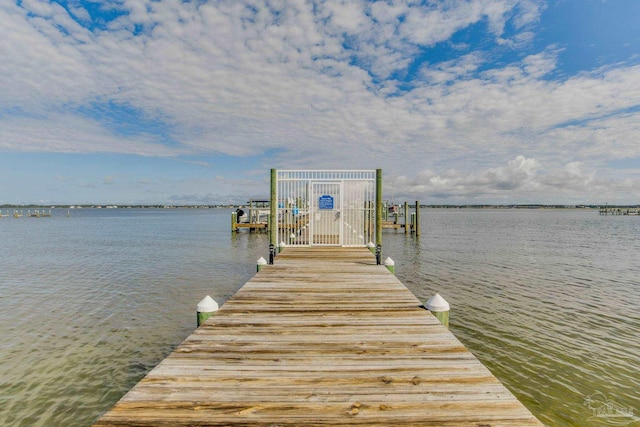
1, 0, 639, 205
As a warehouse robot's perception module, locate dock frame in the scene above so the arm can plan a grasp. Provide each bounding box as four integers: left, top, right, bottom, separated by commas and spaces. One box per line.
94, 247, 542, 426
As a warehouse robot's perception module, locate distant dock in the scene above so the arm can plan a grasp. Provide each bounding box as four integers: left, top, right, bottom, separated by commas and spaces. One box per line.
0, 209, 50, 218
232, 200, 422, 236
28, 209, 52, 218
599, 206, 639, 215
93, 247, 541, 426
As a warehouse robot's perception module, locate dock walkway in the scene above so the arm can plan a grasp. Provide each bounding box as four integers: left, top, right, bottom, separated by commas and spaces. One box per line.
93, 247, 542, 426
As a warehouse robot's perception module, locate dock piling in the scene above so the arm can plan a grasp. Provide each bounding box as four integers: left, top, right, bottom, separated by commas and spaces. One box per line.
415, 200, 420, 236
404, 202, 409, 234
270, 168, 277, 246
256, 257, 267, 272
367, 241, 375, 254
375, 169, 382, 247
426, 293, 450, 328
196, 295, 219, 327
384, 257, 395, 274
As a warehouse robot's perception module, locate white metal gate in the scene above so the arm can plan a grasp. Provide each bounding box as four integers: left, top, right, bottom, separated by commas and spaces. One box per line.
276, 170, 376, 247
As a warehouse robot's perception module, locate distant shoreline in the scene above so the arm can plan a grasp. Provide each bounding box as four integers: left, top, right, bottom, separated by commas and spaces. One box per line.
2, 204, 638, 210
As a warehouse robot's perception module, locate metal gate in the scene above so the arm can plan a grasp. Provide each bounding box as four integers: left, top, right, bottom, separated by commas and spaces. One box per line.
276, 170, 376, 247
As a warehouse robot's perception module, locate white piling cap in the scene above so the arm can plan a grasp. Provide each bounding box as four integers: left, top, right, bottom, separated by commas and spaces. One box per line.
197, 295, 219, 313
384, 257, 394, 266
290, 233, 296, 239
367, 241, 375, 248
426, 293, 450, 312
279, 241, 286, 247
257, 256, 267, 265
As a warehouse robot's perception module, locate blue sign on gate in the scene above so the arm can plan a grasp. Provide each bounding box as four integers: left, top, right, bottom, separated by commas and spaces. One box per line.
318, 195, 334, 210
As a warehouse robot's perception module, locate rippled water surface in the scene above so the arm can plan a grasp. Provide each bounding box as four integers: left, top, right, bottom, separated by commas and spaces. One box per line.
1, 208, 638, 426
388, 209, 640, 426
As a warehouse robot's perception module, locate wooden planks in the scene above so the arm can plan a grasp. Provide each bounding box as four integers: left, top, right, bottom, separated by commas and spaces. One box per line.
93, 247, 542, 426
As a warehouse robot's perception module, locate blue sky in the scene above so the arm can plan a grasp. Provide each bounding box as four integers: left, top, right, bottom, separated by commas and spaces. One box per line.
1, 0, 639, 205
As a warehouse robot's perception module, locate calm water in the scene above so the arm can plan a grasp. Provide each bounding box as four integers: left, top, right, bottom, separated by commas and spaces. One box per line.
0, 208, 638, 426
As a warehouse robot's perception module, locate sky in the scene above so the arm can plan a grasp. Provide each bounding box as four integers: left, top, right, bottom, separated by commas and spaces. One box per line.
1, 0, 640, 205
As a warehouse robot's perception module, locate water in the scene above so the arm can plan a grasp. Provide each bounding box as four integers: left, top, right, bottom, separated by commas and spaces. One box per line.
387, 209, 640, 426
1, 208, 638, 426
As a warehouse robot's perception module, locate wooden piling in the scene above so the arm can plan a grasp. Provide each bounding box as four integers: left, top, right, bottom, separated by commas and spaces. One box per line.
404, 201, 409, 234
426, 293, 449, 329
375, 169, 382, 247
270, 168, 277, 246
415, 200, 420, 237
196, 295, 218, 327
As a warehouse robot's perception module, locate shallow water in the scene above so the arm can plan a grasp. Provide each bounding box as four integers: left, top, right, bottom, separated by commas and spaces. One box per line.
388, 209, 640, 426
0, 209, 268, 426
0, 208, 638, 426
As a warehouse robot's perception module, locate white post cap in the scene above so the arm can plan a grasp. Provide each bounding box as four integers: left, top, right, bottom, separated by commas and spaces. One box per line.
279, 241, 286, 247
257, 256, 267, 265
367, 241, 375, 248
197, 295, 219, 313
384, 257, 394, 266
290, 233, 296, 239
426, 293, 450, 312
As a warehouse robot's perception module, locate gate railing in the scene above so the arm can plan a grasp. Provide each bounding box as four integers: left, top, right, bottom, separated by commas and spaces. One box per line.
273, 170, 377, 247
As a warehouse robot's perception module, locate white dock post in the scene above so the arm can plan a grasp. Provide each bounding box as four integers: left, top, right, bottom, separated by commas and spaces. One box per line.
256, 256, 267, 272
367, 241, 375, 254
384, 257, 395, 274
279, 241, 286, 253
196, 295, 219, 327
426, 293, 450, 328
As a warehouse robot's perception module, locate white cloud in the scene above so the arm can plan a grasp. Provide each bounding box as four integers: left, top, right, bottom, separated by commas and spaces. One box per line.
0, 113, 180, 156
541, 161, 593, 189
421, 52, 486, 84
68, 3, 91, 23
1, 0, 639, 203
402, 155, 541, 197
0, 0, 550, 161
522, 50, 558, 78
392, 156, 639, 204
479, 155, 540, 189
325, 0, 368, 32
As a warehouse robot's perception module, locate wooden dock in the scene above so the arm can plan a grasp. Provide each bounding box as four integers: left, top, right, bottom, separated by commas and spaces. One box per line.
93, 247, 542, 426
